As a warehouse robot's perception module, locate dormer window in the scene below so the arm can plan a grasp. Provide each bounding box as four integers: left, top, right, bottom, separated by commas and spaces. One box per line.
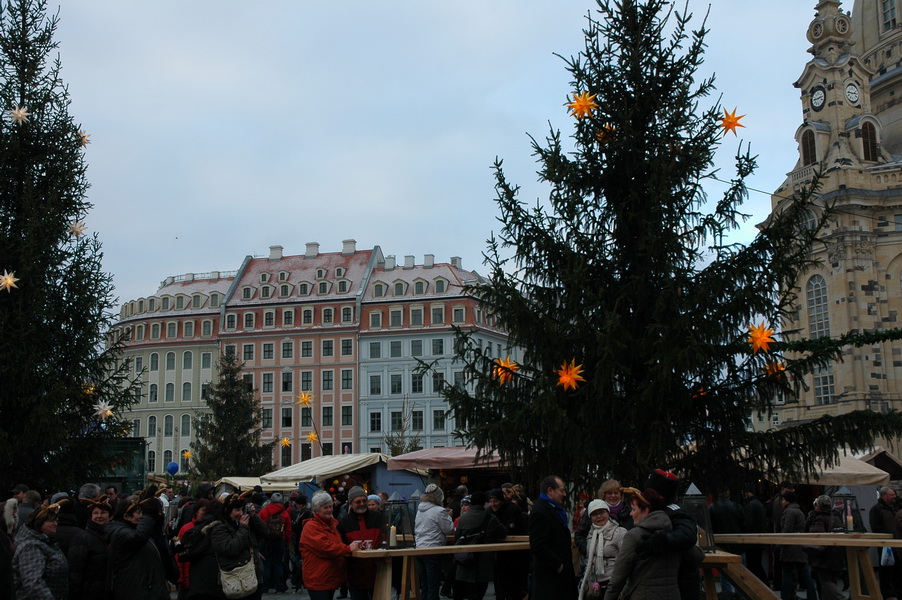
336, 267, 345, 277
298, 282, 310, 295
162, 297, 170, 310
338, 280, 348, 293
394, 282, 405, 296
414, 280, 426, 295
374, 283, 385, 298
318, 281, 329, 294
242, 287, 253, 300
210, 293, 220, 307
316, 268, 327, 279
434, 279, 447, 293
260, 273, 270, 283
261, 286, 272, 299
280, 284, 291, 296
279, 271, 289, 282
175, 296, 184, 309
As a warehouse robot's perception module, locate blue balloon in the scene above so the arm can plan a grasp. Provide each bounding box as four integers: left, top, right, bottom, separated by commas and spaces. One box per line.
166, 461, 179, 475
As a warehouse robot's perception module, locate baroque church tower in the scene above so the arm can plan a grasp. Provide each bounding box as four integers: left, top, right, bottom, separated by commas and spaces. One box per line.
771, 0, 902, 428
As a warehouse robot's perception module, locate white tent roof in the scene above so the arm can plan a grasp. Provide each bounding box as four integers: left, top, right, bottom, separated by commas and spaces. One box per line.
803, 454, 890, 486
261, 453, 391, 483
215, 477, 298, 492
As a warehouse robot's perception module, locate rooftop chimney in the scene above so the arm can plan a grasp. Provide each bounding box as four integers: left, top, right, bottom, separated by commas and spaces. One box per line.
385, 255, 396, 270
424, 254, 434, 268
404, 255, 415, 269
269, 245, 284, 260
305, 242, 320, 258
451, 256, 462, 269
342, 239, 357, 255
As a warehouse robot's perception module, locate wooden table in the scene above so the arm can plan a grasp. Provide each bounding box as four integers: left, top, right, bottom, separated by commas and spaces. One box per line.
353, 540, 530, 600
715, 533, 894, 600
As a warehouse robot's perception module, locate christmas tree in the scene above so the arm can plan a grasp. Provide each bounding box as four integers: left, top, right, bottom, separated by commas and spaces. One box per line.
442, 0, 902, 490
190, 351, 274, 478
0, 0, 139, 490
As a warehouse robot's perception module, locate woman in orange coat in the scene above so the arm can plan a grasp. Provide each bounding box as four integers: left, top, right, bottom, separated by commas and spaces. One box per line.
300, 491, 362, 600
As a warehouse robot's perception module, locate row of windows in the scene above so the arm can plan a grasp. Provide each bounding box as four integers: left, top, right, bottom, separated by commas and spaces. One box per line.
142, 351, 213, 372
138, 414, 192, 437
226, 338, 355, 362
368, 305, 463, 329
242, 369, 356, 393
145, 381, 211, 403
367, 372, 456, 395
242, 279, 352, 300
146, 449, 189, 474
800, 123, 878, 167
226, 306, 354, 330
368, 409, 446, 432
261, 405, 355, 428
129, 320, 216, 341
372, 278, 448, 298
126, 292, 223, 318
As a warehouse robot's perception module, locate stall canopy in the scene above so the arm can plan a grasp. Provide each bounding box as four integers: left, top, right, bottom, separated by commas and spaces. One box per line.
801, 454, 890, 486
858, 446, 902, 481
387, 446, 502, 471
215, 477, 298, 492
261, 453, 392, 483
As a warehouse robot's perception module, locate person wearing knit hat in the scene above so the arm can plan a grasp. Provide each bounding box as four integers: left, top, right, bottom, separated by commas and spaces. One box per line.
366, 494, 382, 512
579, 499, 626, 599
257, 490, 292, 593
209, 490, 268, 597
453, 489, 507, 600
338, 486, 383, 597
12, 499, 68, 600
69, 496, 114, 598
415, 483, 454, 600
488, 486, 528, 600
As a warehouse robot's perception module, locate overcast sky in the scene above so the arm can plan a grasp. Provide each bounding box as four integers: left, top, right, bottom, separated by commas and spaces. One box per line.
48, 1, 819, 307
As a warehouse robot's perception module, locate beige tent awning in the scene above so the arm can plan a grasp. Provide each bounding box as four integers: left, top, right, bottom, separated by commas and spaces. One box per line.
802, 454, 890, 486
215, 477, 299, 492
387, 446, 503, 471
261, 453, 391, 483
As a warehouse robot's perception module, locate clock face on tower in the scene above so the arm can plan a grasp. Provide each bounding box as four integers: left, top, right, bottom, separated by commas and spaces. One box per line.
846, 83, 860, 105
811, 87, 826, 111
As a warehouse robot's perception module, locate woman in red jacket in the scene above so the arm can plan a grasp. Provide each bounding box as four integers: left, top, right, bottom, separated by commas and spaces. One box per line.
300, 490, 362, 600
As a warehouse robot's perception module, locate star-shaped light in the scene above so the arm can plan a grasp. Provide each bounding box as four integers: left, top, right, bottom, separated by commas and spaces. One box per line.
556, 359, 586, 391
567, 91, 598, 119
78, 130, 90, 147
493, 356, 519, 385
596, 125, 616, 143
182, 450, 192, 459
69, 220, 86, 237
93, 400, 114, 420
305, 431, 318, 443
0, 270, 18, 292
9, 106, 30, 124
280, 437, 292, 447
720, 107, 745, 137
295, 392, 314, 407
748, 322, 775, 354
763, 361, 786, 378
82, 384, 96, 397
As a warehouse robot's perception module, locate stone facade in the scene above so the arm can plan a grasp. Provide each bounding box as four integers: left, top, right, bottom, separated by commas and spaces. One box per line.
765, 0, 902, 430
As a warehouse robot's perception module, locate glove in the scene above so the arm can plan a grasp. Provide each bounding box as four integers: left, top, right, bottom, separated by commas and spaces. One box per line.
635, 529, 668, 559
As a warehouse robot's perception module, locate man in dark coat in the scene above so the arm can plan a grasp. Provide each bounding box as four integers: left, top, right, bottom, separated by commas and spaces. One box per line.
708, 489, 744, 593
779, 492, 818, 600
454, 491, 507, 600
106, 495, 170, 600
68, 496, 113, 599
742, 484, 768, 584
805, 495, 845, 600
869, 485, 900, 600
488, 488, 527, 600
769, 481, 795, 590
337, 486, 383, 600
529, 475, 576, 599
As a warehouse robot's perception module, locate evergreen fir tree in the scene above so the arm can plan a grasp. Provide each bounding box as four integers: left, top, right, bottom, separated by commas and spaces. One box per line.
442, 0, 902, 491
0, 0, 139, 490
191, 352, 274, 478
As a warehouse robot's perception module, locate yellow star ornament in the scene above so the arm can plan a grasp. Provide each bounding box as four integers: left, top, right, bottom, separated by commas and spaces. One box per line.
763, 361, 786, 379
280, 437, 292, 447
295, 392, 314, 407
567, 91, 598, 119
493, 356, 518, 385
720, 107, 745, 136
0, 270, 19, 292
556, 359, 586, 391
305, 432, 319, 443
748, 322, 775, 354
182, 450, 192, 460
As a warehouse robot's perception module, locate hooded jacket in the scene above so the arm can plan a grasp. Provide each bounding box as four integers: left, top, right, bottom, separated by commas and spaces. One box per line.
300, 512, 352, 591
67, 519, 111, 599
106, 516, 169, 600
414, 500, 453, 548
603, 510, 680, 600
13, 524, 68, 600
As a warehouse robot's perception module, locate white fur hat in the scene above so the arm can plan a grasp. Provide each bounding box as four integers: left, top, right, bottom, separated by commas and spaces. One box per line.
587, 499, 610, 516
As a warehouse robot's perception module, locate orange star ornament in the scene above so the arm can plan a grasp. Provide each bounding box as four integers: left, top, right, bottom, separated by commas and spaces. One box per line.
182, 450, 192, 459
305, 432, 319, 444
720, 107, 745, 136
568, 91, 598, 119
763, 361, 786, 379
295, 392, 314, 407
556, 359, 586, 391
748, 322, 775, 354
280, 437, 292, 447
493, 356, 519, 385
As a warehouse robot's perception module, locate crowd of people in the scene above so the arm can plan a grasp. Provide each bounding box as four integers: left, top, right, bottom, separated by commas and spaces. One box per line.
4, 473, 893, 600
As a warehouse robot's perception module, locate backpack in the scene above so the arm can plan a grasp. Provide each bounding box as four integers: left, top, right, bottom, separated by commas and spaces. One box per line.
267, 512, 285, 540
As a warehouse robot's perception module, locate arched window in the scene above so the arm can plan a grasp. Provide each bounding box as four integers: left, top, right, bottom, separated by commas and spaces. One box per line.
163, 449, 173, 466
148, 415, 157, 435
147, 450, 156, 473
150, 353, 159, 371
180, 451, 189, 473
164, 415, 173, 437
165, 383, 175, 402
183, 351, 193, 369
182, 382, 191, 402
807, 275, 835, 405
166, 352, 175, 370
149, 384, 158, 403
862, 122, 878, 161
181, 414, 191, 436
801, 130, 817, 166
